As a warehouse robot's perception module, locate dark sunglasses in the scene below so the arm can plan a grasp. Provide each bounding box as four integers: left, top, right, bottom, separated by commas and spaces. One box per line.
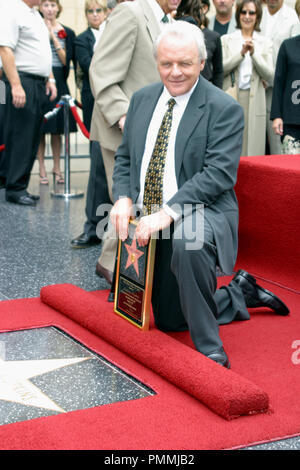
240, 9, 257, 15
87, 8, 104, 13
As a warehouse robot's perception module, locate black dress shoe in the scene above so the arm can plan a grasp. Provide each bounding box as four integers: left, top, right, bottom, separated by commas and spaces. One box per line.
95, 262, 113, 285
0, 178, 6, 189
6, 194, 36, 206
26, 192, 40, 201
233, 269, 289, 316
71, 232, 101, 248
207, 347, 230, 368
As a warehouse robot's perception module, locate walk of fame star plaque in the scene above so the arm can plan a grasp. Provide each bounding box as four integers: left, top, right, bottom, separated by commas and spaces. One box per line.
114, 219, 156, 330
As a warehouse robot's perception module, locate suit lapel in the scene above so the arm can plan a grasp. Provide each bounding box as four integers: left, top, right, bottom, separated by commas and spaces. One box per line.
174, 78, 206, 181
134, 84, 164, 167
139, 0, 161, 43
87, 28, 96, 48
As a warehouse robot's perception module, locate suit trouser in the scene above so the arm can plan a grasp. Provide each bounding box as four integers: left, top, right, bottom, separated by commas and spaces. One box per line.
4, 75, 47, 195
266, 87, 282, 155
83, 141, 111, 238
98, 146, 119, 270
152, 214, 250, 355
0, 103, 6, 181
4, 75, 47, 197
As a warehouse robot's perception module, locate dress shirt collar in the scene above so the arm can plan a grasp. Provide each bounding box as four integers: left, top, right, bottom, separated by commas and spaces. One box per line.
146, 0, 172, 25
161, 78, 199, 107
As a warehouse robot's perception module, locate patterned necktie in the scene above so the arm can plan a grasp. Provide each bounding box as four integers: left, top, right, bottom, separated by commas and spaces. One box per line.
143, 98, 176, 215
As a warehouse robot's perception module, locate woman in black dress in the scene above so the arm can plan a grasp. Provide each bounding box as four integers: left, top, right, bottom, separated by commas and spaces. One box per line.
37, 0, 76, 185
175, 0, 223, 89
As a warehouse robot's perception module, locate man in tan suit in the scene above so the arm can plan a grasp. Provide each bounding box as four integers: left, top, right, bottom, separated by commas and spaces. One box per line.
89, 0, 181, 285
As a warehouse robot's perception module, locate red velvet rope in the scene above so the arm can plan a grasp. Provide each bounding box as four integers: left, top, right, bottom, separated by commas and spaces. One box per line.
70, 104, 90, 140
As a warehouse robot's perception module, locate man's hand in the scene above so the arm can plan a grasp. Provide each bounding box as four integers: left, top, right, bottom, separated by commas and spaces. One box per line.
118, 114, 126, 132
135, 209, 173, 247
272, 118, 283, 136
11, 83, 26, 108
46, 81, 57, 102
110, 197, 133, 241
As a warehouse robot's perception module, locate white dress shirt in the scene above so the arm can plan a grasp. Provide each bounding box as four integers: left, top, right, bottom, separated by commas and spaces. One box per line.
137, 80, 198, 220
146, 0, 173, 27
0, 0, 52, 77
92, 21, 106, 52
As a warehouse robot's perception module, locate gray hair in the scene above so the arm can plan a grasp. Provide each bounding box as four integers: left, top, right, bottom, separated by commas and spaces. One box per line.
153, 21, 207, 62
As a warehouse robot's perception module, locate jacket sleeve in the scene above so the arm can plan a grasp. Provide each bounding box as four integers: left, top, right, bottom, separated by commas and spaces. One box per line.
211, 35, 223, 89
221, 35, 244, 75
252, 37, 274, 84
89, 3, 138, 127
270, 41, 287, 120
75, 31, 93, 74
64, 26, 76, 80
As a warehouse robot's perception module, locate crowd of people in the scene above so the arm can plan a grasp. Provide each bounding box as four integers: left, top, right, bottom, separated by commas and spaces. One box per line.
0, 0, 296, 367
0, 0, 299, 198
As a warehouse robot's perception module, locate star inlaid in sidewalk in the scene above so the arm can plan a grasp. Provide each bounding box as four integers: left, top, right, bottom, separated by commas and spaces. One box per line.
0, 357, 90, 412
124, 237, 144, 277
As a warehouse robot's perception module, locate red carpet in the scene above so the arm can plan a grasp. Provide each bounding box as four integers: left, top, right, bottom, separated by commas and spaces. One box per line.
235, 155, 300, 292
40, 284, 269, 421
0, 155, 299, 449
0, 281, 299, 450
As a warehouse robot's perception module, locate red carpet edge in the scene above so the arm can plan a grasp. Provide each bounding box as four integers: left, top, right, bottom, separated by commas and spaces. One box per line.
40, 283, 270, 421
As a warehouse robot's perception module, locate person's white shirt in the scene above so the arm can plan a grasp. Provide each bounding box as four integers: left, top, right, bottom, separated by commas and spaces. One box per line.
137, 80, 198, 220
147, 0, 173, 27
260, 3, 298, 65
92, 21, 106, 52
0, 0, 52, 77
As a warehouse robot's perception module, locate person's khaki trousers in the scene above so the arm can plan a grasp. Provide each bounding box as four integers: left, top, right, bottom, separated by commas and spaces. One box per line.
98, 146, 118, 272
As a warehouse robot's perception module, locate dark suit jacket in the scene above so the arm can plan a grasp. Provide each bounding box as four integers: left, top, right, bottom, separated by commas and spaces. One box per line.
62, 25, 77, 81
75, 28, 95, 131
270, 35, 300, 126
112, 76, 244, 273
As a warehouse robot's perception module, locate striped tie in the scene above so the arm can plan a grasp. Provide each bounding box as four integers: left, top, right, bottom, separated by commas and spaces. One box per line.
143, 98, 176, 215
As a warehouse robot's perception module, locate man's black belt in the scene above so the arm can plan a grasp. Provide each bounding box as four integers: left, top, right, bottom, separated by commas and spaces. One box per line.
18, 71, 47, 82
2, 71, 47, 83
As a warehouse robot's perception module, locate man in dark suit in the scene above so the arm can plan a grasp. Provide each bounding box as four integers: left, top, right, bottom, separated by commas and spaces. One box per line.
71, 4, 111, 248
110, 22, 289, 367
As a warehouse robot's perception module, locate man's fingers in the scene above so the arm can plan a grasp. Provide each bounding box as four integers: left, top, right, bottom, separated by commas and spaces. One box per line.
118, 215, 130, 241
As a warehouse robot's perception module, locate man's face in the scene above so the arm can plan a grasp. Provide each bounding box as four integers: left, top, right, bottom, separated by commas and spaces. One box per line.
266, 0, 283, 13
157, 35, 204, 97
157, 0, 182, 14
213, 0, 234, 16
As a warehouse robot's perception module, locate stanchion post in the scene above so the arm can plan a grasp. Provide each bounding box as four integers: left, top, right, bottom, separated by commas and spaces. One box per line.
51, 95, 84, 199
